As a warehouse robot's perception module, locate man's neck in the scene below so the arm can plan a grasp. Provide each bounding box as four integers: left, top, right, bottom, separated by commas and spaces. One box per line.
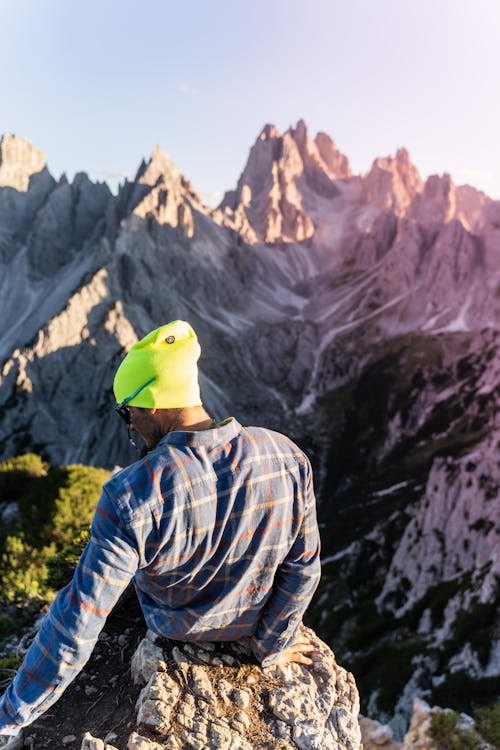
159, 406, 214, 434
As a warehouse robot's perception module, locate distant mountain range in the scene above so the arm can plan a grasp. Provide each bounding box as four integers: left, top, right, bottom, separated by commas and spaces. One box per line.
0, 124, 498, 732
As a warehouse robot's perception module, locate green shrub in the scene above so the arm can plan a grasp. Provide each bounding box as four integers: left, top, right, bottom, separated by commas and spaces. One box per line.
474, 704, 500, 748
429, 711, 481, 750
46, 528, 91, 590
0, 534, 54, 604
49, 465, 109, 547
0, 454, 110, 638
0, 453, 49, 503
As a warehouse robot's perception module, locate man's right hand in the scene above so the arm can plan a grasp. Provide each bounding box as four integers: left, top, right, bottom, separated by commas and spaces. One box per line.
273, 635, 316, 667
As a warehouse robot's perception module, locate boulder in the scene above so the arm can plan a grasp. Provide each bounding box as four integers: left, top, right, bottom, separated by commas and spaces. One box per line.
91, 626, 362, 750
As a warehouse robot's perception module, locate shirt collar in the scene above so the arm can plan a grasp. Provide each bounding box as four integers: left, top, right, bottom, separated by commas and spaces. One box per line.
156, 416, 242, 448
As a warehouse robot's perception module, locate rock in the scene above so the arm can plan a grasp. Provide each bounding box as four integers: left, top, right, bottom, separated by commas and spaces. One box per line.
81, 733, 105, 750
359, 716, 401, 750
363, 147, 423, 214
231, 687, 251, 707
215, 120, 346, 244
127, 733, 165, 750
0, 134, 46, 191
189, 663, 217, 702
131, 632, 166, 685
136, 671, 180, 731
0, 736, 24, 750
127, 626, 361, 750
62, 735, 77, 745
361, 698, 492, 750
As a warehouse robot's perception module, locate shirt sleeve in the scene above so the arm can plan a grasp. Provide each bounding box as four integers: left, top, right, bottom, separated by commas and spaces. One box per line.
0, 488, 139, 733
250, 457, 321, 667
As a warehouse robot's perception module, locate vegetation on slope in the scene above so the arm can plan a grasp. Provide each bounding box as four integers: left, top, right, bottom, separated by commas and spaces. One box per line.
0, 453, 110, 649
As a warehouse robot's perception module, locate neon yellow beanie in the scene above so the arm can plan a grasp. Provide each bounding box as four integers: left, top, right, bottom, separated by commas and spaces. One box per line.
113, 320, 202, 408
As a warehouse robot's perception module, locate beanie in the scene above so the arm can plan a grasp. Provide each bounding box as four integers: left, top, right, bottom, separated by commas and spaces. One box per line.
113, 320, 202, 409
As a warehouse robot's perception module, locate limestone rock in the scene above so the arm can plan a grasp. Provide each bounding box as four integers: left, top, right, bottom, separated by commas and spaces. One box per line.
361, 698, 492, 750
408, 173, 456, 225
363, 148, 423, 213
81, 732, 104, 749
131, 633, 166, 685
126, 626, 361, 750
0, 134, 46, 191
123, 145, 204, 237
360, 715, 402, 750
127, 733, 165, 750
215, 120, 347, 244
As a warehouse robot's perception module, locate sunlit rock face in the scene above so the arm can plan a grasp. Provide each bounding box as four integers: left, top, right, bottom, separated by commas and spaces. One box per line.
0, 123, 499, 730
215, 120, 350, 244
122, 145, 206, 238
363, 148, 423, 214
0, 134, 46, 191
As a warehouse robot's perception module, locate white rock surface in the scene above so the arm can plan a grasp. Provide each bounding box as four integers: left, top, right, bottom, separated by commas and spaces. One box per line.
123, 626, 361, 750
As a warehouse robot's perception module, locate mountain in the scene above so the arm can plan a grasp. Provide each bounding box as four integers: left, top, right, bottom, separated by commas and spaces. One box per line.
0, 125, 499, 732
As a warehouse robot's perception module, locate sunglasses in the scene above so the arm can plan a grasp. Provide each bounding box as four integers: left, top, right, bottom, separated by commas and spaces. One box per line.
114, 376, 157, 424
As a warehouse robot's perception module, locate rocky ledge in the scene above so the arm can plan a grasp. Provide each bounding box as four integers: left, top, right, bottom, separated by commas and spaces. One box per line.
80, 625, 361, 750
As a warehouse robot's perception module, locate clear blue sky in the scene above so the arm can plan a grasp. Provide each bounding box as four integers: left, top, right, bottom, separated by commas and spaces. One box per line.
2, 0, 499, 204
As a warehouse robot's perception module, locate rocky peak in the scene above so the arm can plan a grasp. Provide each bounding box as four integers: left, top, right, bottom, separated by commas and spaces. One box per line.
289, 118, 308, 147
259, 123, 282, 142
288, 120, 351, 181
363, 148, 423, 213
216, 119, 348, 244
123, 146, 206, 238
314, 131, 351, 179
408, 173, 456, 225
0, 134, 47, 191
135, 145, 183, 188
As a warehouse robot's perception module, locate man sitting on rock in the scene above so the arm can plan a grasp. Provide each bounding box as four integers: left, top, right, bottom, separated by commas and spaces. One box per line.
0, 320, 321, 736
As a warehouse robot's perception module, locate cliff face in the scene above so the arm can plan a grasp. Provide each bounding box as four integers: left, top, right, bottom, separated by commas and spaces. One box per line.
0, 127, 499, 728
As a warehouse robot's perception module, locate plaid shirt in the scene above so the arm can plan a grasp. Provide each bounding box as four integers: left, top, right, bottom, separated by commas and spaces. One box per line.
0, 417, 321, 733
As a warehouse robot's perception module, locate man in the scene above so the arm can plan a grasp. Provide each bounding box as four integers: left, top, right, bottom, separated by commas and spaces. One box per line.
0, 320, 321, 736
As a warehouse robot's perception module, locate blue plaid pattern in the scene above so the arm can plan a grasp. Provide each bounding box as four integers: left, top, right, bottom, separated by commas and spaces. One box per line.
0, 417, 321, 732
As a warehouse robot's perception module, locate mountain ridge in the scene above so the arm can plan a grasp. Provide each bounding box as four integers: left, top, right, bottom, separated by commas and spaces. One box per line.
0, 122, 499, 729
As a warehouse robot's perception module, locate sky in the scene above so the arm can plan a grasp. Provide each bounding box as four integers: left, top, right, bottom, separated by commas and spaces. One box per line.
1, 0, 499, 205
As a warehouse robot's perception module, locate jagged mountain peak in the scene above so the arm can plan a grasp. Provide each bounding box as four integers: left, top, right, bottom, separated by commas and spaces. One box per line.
122, 144, 206, 237
216, 119, 350, 243
258, 122, 282, 141
134, 144, 183, 187
0, 133, 47, 191
408, 172, 457, 224
363, 146, 423, 213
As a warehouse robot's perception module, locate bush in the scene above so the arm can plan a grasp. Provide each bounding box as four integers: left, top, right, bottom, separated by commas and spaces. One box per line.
429, 711, 481, 750
46, 528, 91, 590
0, 453, 49, 503
474, 704, 500, 748
0, 454, 110, 637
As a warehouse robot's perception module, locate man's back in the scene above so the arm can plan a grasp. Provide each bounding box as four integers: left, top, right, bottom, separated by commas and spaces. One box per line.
103, 417, 321, 663
0, 321, 321, 735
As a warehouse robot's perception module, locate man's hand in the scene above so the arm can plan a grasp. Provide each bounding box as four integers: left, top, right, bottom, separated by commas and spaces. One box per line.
273, 635, 315, 667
